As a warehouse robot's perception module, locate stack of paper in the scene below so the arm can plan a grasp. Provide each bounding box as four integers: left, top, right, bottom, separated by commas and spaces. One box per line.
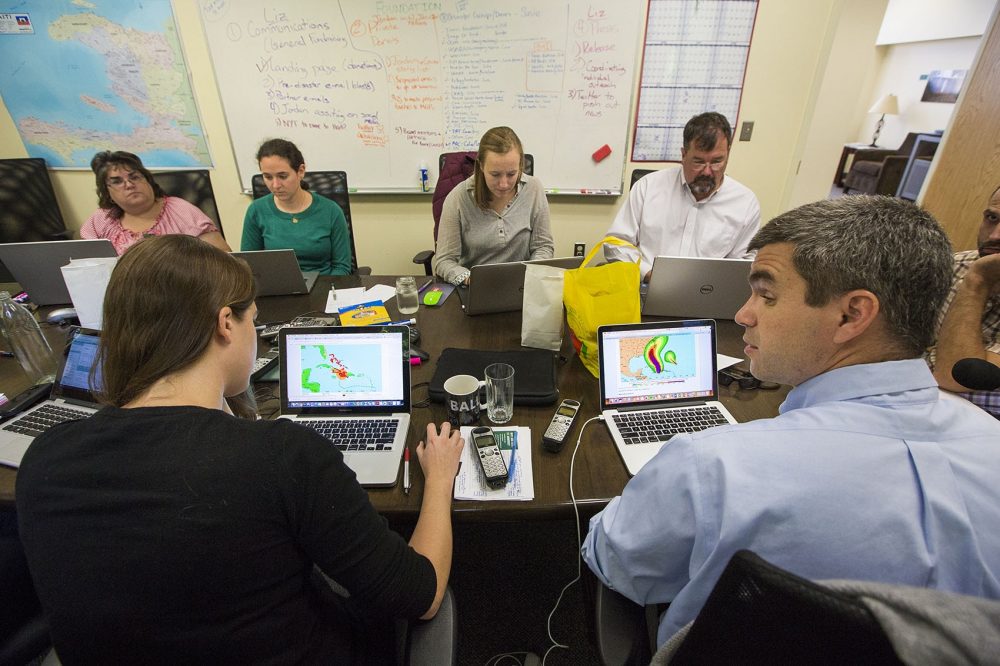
324, 283, 398, 313
454, 426, 534, 501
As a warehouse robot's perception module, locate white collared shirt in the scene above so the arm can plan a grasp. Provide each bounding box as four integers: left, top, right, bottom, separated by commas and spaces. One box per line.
605, 167, 761, 276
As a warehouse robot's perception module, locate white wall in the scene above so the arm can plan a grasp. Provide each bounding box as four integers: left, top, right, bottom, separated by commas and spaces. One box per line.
877, 0, 995, 44
859, 36, 981, 150
785, 0, 889, 210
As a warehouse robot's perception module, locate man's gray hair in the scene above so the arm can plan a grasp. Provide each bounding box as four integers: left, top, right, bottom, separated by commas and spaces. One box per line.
749, 196, 952, 355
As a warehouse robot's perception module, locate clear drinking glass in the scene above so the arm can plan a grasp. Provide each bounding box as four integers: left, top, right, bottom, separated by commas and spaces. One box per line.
485, 362, 515, 424
395, 276, 420, 315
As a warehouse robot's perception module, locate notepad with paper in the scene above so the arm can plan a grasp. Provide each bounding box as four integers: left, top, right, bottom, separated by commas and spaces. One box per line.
453, 426, 534, 501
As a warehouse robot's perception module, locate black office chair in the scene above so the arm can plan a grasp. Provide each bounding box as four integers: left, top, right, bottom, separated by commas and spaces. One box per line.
0, 511, 51, 666
0, 158, 70, 282
630, 168, 656, 190
251, 171, 370, 275
24, 588, 455, 666
152, 169, 225, 237
412, 153, 534, 276
593, 550, 903, 666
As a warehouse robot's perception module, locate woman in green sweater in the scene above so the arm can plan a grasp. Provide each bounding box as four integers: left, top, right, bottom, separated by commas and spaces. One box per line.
241, 139, 352, 275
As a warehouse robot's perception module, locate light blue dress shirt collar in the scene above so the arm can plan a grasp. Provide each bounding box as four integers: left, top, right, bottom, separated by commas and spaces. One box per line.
779, 359, 939, 414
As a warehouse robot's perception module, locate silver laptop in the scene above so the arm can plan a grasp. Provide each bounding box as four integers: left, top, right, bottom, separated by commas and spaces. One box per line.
643, 256, 752, 320
277, 325, 411, 487
232, 249, 318, 296
458, 256, 584, 316
598, 320, 737, 476
0, 240, 117, 306
0, 329, 102, 468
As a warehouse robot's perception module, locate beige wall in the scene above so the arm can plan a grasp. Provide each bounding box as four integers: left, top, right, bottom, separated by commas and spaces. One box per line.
860, 37, 981, 150
0, 0, 914, 273
785, 0, 889, 210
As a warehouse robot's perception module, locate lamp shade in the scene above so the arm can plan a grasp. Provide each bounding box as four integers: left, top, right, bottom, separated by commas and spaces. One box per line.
868, 93, 899, 115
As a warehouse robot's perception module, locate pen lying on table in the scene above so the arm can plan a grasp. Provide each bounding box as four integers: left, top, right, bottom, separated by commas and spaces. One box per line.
403, 447, 411, 495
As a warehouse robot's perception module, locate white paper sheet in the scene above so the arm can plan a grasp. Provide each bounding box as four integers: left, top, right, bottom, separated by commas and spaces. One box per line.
324, 287, 366, 313
454, 426, 534, 501
60, 257, 117, 329
365, 283, 397, 304
324, 284, 399, 313
717, 353, 744, 369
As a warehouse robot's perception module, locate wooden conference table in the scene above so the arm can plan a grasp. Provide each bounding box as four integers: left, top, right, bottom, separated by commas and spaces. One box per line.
0, 275, 789, 518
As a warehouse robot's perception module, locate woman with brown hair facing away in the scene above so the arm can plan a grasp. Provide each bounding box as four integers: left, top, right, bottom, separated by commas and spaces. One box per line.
16, 235, 463, 663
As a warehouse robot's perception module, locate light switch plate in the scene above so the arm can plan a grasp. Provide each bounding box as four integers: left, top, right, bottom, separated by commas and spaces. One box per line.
740, 121, 754, 141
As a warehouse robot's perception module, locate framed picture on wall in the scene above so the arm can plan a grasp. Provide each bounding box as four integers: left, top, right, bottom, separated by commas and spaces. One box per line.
921, 69, 967, 104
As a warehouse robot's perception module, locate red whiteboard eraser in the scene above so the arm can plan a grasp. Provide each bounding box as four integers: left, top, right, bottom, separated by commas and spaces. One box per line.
592, 144, 612, 162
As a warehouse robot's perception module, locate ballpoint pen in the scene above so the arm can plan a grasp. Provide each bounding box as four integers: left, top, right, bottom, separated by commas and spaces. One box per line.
403, 447, 411, 495
416, 279, 433, 294
506, 439, 517, 484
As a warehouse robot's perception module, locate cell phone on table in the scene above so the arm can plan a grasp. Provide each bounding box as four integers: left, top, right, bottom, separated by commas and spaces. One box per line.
471, 426, 508, 489
542, 399, 581, 453
250, 348, 279, 381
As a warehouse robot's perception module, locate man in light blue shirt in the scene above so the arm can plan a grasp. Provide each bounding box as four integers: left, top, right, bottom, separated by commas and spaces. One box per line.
582, 196, 1000, 647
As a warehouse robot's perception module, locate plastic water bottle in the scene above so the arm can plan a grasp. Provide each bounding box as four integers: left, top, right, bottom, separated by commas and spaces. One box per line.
0, 291, 57, 384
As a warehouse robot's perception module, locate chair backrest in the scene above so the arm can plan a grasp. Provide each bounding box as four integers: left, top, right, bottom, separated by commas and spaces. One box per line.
894, 133, 920, 157
630, 169, 656, 190
0, 158, 70, 282
250, 171, 360, 274
668, 550, 901, 665
152, 170, 224, 236
431, 152, 535, 242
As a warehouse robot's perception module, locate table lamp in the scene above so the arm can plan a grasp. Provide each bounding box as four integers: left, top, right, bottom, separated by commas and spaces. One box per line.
868, 93, 898, 147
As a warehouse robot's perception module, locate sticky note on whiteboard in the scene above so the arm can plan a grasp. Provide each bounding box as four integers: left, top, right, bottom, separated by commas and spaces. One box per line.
592, 144, 612, 162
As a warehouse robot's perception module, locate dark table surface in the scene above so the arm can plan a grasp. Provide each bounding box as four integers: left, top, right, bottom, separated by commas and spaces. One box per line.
1, 276, 789, 517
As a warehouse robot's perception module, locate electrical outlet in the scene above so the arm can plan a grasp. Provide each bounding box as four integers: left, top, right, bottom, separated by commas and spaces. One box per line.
573, 243, 585, 257
739, 121, 754, 142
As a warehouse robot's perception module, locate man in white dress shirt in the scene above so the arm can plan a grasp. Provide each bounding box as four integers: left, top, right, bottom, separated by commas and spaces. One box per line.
606, 112, 761, 281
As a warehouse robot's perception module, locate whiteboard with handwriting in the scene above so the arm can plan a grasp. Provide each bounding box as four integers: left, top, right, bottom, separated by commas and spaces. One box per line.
198, 0, 643, 193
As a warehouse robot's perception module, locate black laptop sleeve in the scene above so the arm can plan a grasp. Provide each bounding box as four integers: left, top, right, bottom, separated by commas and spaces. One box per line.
428, 348, 559, 405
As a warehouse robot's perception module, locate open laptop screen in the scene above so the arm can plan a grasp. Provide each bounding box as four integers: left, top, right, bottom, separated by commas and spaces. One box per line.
53, 329, 103, 403
279, 326, 409, 413
599, 320, 719, 408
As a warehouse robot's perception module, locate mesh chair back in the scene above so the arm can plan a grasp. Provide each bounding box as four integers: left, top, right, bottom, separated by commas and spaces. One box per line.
250, 171, 360, 274
0, 158, 69, 282
671, 550, 901, 665
153, 170, 224, 236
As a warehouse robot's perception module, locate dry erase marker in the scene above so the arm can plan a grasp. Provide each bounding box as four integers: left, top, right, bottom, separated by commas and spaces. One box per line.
403, 447, 411, 495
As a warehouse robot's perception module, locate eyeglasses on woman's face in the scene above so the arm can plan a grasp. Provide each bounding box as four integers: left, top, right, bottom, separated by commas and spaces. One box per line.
106, 172, 146, 189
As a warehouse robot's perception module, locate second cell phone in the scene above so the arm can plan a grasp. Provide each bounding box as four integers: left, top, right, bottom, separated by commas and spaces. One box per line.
471, 426, 509, 489
542, 399, 581, 453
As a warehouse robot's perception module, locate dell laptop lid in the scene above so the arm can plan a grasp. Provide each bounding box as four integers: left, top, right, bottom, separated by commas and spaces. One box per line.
232, 249, 318, 296
459, 256, 584, 315
0, 240, 116, 306
643, 256, 752, 320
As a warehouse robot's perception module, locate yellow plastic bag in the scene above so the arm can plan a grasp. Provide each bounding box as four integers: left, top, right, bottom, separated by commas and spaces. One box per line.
563, 237, 641, 377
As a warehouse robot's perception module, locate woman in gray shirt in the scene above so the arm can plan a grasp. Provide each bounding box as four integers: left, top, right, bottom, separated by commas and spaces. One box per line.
432, 126, 554, 284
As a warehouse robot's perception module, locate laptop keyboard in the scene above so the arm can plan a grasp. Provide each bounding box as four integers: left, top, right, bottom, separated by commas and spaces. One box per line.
612, 406, 730, 445
298, 418, 399, 452
3, 404, 93, 437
